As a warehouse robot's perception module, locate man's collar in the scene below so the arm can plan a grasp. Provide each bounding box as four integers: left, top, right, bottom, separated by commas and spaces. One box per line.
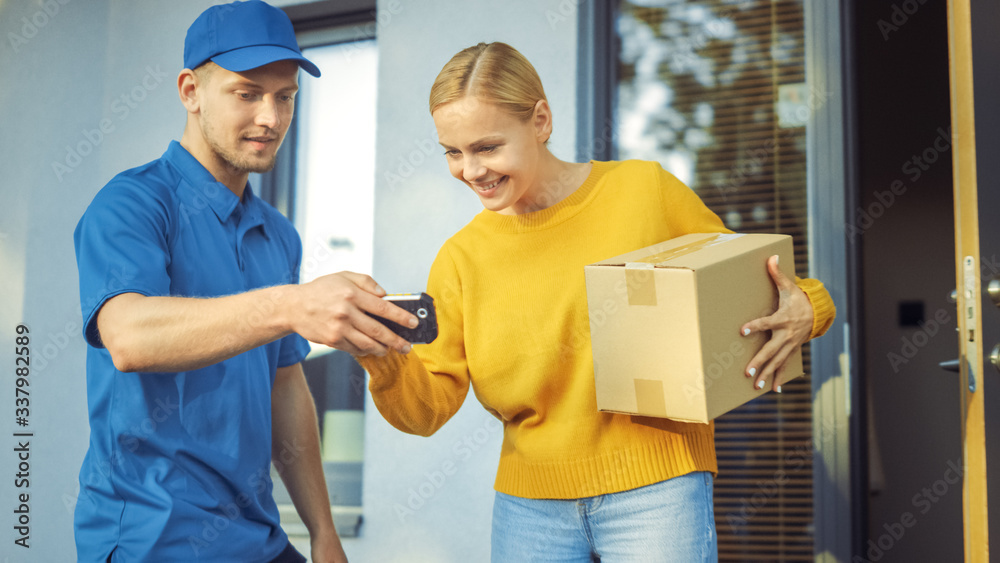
163, 140, 248, 223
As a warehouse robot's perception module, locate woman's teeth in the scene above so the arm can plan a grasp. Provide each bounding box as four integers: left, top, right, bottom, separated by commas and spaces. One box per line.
479, 177, 503, 191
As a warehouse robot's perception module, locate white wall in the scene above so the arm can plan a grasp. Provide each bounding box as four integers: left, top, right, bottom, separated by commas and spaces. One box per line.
0, 1, 213, 561
0, 0, 579, 560
354, 1, 579, 561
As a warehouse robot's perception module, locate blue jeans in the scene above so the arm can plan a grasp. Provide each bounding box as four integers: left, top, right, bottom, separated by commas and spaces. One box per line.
491, 471, 717, 563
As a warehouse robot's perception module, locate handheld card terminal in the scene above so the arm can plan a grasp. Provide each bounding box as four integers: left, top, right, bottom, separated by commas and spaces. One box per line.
369, 292, 438, 344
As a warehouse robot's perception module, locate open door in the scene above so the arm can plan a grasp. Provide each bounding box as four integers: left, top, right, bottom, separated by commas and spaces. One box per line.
948, 0, 1000, 559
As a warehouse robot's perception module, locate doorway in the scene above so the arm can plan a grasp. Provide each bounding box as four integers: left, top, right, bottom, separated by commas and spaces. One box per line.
853, 1, 1000, 561
854, 1, 959, 561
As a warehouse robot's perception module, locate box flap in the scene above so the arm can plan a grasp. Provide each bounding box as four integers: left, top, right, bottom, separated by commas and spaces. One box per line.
590, 232, 780, 269
632, 233, 745, 267
588, 233, 719, 267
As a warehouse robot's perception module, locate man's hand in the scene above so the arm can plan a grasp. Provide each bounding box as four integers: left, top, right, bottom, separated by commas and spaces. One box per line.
740, 255, 813, 392
310, 533, 348, 563
291, 271, 418, 357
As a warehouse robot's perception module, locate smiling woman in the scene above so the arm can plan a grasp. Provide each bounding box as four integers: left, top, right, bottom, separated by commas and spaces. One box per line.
433, 96, 591, 215
430, 42, 591, 215
356, 40, 835, 562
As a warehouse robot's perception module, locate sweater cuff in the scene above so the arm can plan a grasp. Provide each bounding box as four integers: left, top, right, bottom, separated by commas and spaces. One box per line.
795, 277, 836, 340
356, 349, 412, 393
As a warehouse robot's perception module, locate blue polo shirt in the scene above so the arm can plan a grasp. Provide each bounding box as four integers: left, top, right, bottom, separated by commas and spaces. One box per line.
73, 141, 311, 562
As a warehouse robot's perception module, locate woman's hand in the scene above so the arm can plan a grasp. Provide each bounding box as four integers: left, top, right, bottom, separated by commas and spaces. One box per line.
740, 255, 813, 392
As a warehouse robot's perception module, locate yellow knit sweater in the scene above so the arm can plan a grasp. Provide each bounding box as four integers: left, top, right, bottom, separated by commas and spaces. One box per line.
359, 160, 836, 499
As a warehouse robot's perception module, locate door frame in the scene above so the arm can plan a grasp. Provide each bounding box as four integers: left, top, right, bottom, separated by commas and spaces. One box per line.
805, 1, 861, 561
947, 0, 989, 559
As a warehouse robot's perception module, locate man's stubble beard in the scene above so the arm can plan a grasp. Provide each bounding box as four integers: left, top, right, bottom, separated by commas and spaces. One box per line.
200, 110, 282, 175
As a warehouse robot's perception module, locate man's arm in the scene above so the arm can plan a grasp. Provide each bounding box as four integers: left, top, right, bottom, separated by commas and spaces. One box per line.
97, 271, 417, 373
272, 363, 348, 563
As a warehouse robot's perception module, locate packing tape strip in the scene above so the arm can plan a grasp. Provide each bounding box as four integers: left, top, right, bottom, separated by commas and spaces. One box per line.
634, 378, 667, 416
624, 262, 656, 306
634, 232, 744, 266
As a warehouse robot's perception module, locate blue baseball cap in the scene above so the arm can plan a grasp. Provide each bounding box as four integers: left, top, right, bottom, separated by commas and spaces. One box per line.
184, 0, 320, 77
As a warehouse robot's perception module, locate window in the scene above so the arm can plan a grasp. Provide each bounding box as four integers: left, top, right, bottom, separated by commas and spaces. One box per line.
259, 14, 378, 539
613, 2, 818, 560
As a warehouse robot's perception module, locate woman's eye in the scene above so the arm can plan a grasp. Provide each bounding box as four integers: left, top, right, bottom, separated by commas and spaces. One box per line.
480, 145, 497, 153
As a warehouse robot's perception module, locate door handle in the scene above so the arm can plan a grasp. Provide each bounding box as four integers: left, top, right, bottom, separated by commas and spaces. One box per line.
988, 278, 1000, 308
940, 344, 1000, 375
939, 359, 961, 373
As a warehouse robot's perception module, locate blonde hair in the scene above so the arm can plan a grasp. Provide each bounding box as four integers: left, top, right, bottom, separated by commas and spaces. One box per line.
429, 42, 547, 121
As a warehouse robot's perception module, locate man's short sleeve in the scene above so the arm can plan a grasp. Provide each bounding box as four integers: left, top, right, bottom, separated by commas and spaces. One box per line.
74, 180, 172, 349
277, 334, 311, 368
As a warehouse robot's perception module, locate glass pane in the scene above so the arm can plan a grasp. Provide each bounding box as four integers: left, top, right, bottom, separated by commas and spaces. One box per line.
295, 39, 378, 288
270, 39, 377, 523
615, 2, 814, 560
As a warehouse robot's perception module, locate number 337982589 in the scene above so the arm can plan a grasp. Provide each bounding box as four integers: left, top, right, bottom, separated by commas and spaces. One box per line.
15, 325, 29, 420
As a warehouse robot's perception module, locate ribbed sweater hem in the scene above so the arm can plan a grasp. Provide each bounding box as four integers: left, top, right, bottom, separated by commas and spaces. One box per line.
493, 429, 718, 499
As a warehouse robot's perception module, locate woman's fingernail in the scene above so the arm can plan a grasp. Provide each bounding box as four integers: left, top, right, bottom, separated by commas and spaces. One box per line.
777, 385, 783, 394
748, 367, 757, 377
742, 328, 751, 336
773, 255, 779, 265
376, 285, 386, 294
756, 380, 765, 390
401, 344, 412, 354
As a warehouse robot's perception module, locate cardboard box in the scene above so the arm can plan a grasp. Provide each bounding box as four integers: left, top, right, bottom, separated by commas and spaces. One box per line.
584, 233, 802, 424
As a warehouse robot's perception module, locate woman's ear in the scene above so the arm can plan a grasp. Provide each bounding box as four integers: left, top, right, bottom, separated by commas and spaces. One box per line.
532, 99, 553, 144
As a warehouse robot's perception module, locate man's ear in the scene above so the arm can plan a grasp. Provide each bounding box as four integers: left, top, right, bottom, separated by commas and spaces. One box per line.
178, 69, 201, 114
532, 99, 553, 144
